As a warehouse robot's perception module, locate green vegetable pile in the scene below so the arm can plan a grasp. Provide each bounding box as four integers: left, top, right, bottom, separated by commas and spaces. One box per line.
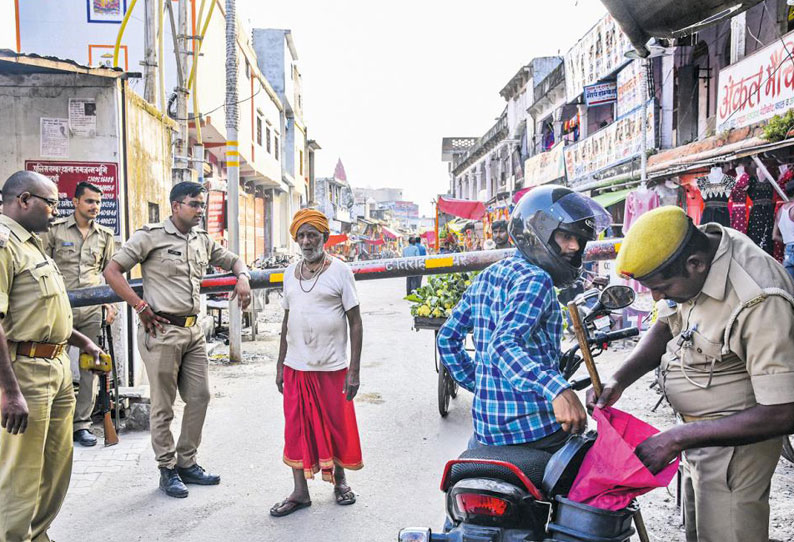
405, 272, 479, 318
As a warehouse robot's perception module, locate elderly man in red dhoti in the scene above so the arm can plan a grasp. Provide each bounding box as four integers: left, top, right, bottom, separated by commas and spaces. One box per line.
270, 209, 364, 517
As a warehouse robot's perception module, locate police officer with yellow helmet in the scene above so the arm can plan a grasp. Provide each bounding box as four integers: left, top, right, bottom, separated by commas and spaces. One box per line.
588, 205, 794, 542
0, 171, 105, 542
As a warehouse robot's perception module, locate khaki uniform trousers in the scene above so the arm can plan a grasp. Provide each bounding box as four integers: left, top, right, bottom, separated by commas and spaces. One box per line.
72, 307, 102, 432
682, 436, 782, 542
138, 323, 210, 469
0, 353, 75, 542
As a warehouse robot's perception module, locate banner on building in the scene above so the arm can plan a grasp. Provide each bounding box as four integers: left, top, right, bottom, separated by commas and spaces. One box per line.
523, 143, 566, 187
25, 160, 120, 235
716, 29, 794, 134
616, 60, 647, 119
564, 101, 655, 187
87, 0, 128, 24
584, 82, 618, 107
564, 14, 633, 103
207, 190, 225, 244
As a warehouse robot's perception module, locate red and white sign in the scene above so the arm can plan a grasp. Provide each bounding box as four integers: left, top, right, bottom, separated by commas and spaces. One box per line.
25, 160, 119, 235
717, 30, 794, 133
206, 190, 225, 244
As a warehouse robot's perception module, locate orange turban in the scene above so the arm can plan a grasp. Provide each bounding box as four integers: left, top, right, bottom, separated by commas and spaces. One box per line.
289, 209, 330, 240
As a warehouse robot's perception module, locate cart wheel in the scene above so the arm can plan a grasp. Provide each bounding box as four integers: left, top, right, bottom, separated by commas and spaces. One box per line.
438, 366, 452, 417
450, 380, 458, 399
783, 435, 794, 464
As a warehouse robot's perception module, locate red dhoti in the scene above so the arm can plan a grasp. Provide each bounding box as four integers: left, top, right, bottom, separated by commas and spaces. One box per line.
282, 366, 363, 482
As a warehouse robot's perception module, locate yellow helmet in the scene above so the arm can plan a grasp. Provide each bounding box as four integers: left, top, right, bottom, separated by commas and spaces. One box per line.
616, 206, 693, 281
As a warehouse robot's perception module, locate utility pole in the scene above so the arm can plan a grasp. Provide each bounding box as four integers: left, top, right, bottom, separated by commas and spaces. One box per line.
225, 0, 242, 362
173, 0, 191, 184
142, 0, 158, 104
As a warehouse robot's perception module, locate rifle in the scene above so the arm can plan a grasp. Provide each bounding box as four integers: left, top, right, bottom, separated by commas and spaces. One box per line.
104, 318, 121, 434
567, 299, 650, 542
99, 308, 119, 446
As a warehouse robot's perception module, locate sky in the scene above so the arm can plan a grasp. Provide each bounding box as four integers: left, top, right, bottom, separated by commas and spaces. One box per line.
239, 0, 608, 216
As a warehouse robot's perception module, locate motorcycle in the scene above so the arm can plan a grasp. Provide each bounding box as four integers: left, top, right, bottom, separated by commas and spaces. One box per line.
400, 284, 640, 542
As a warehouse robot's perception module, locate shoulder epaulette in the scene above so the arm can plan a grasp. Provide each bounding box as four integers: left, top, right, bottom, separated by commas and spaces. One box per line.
139, 223, 165, 232
0, 224, 10, 248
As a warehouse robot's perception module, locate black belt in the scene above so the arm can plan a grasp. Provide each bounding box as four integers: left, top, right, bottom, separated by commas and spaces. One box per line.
704, 201, 728, 208
753, 198, 773, 205
156, 312, 198, 327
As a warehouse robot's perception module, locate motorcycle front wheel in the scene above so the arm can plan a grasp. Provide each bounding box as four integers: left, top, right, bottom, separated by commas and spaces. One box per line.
783, 435, 794, 463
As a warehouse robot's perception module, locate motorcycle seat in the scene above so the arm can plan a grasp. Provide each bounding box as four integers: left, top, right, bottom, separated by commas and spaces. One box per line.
448, 446, 551, 493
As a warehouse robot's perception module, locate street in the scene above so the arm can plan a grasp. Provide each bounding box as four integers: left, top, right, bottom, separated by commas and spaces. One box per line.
51, 277, 794, 541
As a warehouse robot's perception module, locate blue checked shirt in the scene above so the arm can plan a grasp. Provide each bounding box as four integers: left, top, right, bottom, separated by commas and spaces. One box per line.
437, 254, 568, 446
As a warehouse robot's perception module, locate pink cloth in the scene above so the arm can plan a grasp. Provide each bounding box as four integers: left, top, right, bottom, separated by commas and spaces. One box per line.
437, 197, 486, 220
622, 188, 660, 233
567, 407, 679, 511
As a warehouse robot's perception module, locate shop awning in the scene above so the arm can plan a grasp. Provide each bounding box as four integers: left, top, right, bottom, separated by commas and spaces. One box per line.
324, 234, 348, 248
592, 188, 633, 209
381, 226, 399, 240
420, 230, 436, 244
437, 196, 486, 220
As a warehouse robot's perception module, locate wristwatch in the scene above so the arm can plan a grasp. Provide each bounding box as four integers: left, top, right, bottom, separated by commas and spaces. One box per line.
237, 271, 251, 280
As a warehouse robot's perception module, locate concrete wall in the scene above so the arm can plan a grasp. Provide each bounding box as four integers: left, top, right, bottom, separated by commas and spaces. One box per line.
123, 89, 174, 234
252, 29, 286, 96
0, 72, 121, 183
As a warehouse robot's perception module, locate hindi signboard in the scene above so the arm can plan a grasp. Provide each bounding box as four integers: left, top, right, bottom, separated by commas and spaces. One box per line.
616, 60, 647, 119
584, 82, 618, 107
564, 14, 633, 103
524, 143, 567, 187
207, 190, 225, 244
716, 30, 794, 133
25, 160, 120, 235
564, 101, 655, 187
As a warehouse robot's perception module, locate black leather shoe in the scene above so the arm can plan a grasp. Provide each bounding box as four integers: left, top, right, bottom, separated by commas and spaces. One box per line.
176, 464, 221, 485
73, 429, 97, 447
159, 467, 189, 498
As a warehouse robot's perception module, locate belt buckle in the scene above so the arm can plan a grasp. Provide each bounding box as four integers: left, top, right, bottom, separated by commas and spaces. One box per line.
28, 343, 36, 357
184, 316, 197, 327
54, 344, 65, 358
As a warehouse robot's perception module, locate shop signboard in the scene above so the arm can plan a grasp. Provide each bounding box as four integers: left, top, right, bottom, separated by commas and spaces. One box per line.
716, 29, 794, 133
245, 193, 255, 264
523, 143, 567, 187
584, 82, 618, 107
206, 190, 225, 244
255, 197, 265, 259
564, 14, 633, 103
25, 160, 119, 235
564, 101, 655, 188
616, 60, 647, 119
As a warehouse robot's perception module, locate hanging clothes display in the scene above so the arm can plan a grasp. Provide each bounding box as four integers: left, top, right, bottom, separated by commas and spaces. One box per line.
773, 168, 793, 263
747, 175, 776, 255
729, 172, 750, 234
697, 175, 735, 227
680, 175, 704, 225
623, 186, 660, 233
652, 181, 683, 207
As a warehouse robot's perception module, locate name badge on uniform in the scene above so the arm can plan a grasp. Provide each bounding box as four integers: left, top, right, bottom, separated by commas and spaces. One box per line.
61, 241, 74, 247
167, 249, 182, 256
0, 225, 9, 249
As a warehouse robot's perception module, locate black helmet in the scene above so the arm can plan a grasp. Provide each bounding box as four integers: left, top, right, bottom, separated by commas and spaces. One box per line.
509, 185, 610, 287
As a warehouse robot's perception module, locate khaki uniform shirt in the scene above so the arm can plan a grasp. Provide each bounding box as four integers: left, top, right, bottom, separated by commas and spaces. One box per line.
112, 218, 238, 316
658, 223, 794, 418
41, 215, 115, 324
0, 215, 73, 345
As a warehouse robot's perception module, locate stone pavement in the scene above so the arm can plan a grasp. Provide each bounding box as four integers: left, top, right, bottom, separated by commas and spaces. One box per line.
69, 431, 150, 497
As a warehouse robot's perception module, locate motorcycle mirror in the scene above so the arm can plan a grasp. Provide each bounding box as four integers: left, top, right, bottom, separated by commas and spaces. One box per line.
599, 285, 636, 310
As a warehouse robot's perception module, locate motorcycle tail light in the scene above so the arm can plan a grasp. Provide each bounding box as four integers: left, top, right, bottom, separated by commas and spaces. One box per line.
455, 493, 509, 517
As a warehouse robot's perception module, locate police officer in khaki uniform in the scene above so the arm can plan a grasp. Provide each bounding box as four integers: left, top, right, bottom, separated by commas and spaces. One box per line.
103, 181, 251, 498
41, 181, 116, 447
589, 206, 794, 542
0, 171, 105, 542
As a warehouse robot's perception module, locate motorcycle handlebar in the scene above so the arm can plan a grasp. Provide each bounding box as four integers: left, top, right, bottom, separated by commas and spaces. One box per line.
592, 327, 640, 344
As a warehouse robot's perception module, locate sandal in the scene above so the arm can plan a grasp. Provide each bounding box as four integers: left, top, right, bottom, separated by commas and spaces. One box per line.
334, 484, 356, 505
270, 497, 312, 517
